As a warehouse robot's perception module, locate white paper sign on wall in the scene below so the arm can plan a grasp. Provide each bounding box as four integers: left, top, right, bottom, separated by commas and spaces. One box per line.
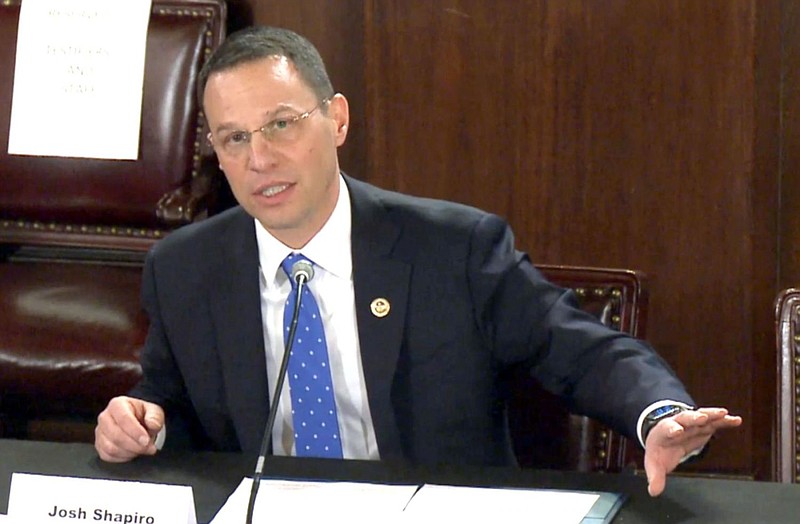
7, 0, 152, 160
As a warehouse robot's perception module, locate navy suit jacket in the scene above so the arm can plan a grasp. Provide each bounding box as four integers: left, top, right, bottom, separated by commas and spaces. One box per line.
131, 175, 693, 466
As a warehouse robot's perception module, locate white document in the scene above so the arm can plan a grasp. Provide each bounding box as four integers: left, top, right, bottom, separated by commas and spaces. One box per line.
211, 477, 600, 523
403, 483, 600, 523
8, 0, 152, 160
211, 477, 419, 524
7, 473, 196, 524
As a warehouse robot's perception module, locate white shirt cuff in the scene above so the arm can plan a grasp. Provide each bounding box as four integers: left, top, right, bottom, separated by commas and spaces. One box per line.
154, 425, 166, 450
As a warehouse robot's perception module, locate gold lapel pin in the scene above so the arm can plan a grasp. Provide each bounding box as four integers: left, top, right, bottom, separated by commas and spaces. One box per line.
370, 297, 391, 318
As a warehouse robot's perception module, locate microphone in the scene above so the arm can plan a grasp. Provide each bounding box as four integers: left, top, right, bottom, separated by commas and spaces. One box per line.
245, 259, 314, 524
290, 259, 314, 285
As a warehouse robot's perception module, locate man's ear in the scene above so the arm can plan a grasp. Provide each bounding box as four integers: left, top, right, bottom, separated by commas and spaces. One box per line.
328, 93, 350, 146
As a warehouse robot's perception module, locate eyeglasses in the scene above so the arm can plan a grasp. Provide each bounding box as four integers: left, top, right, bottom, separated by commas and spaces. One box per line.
209, 98, 329, 157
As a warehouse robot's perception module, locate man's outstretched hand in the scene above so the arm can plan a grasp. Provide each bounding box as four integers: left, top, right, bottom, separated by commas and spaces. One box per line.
644, 407, 742, 496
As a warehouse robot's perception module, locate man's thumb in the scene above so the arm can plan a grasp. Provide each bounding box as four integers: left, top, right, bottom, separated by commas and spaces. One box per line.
647, 470, 665, 497
142, 409, 164, 434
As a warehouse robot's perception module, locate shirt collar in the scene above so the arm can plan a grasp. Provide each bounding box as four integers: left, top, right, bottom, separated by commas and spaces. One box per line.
255, 174, 352, 286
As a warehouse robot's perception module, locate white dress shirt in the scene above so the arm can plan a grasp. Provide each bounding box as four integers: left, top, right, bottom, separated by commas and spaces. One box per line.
255, 175, 380, 459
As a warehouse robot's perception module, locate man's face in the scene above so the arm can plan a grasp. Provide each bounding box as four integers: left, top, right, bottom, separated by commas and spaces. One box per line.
203, 56, 349, 248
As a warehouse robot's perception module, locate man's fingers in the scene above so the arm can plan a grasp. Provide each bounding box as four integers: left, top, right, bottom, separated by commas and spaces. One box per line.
94, 429, 141, 462
687, 408, 743, 429
669, 410, 742, 443
695, 407, 728, 418
111, 398, 155, 447
94, 396, 162, 462
672, 409, 709, 429
713, 414, 743, 428
657, 416, 689, 440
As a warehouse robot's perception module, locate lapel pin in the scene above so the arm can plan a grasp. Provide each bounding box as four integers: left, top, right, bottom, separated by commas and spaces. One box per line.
370, 298, 391, 318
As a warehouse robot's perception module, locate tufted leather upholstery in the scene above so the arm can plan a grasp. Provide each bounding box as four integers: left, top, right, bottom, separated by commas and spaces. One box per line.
775, 288, 800, 483
507, 264, 648, 472
0, 0, 226, 441
0, 0, 227, 247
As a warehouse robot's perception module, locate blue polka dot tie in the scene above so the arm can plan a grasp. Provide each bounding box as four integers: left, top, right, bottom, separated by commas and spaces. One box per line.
281, 253, 343, 459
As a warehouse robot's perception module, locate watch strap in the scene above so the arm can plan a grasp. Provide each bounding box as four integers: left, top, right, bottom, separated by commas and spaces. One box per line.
642, 404, 691, 444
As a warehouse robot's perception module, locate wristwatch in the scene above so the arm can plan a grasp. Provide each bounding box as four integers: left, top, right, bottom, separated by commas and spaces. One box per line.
641, 404, 691, 443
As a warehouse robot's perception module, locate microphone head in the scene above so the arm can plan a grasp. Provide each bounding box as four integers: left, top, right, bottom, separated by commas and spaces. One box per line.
290, 260, 314, 283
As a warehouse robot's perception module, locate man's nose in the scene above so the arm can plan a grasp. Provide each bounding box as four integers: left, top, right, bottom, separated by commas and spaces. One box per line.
246, 131, 278, 170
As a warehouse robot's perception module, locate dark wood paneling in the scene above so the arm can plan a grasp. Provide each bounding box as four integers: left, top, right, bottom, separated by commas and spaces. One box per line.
777, 0, 800, 480
781, 0, 800, 293
364, 0, 778, 478
753, 0, 782, 482
237, 0, 787, 480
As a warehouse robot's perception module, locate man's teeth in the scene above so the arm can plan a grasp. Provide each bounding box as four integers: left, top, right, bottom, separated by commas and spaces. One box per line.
262, 184, 289, 197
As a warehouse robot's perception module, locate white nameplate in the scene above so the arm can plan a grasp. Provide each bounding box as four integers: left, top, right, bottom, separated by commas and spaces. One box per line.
7, 473, 196, 524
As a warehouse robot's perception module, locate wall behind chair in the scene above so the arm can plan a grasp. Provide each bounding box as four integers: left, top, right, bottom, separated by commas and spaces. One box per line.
236, 0, 793, 481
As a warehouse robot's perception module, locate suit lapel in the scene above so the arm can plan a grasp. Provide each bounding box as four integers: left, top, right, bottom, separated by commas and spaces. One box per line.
347, 177, 410, 460
210, 209, 269, 452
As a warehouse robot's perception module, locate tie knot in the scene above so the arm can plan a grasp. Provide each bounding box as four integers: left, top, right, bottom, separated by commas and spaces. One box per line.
281, 253, 314, 284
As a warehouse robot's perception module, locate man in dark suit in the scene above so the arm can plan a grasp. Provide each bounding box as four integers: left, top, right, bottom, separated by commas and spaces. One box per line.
95, 26, 741, 497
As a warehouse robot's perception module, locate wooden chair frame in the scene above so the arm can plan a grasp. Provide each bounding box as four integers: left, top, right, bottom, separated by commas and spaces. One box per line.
508, 264, 649, 472
775, 288, 800, 483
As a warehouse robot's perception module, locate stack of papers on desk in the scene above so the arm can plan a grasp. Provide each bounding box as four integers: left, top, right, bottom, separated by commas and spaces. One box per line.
211, 478, 622, 523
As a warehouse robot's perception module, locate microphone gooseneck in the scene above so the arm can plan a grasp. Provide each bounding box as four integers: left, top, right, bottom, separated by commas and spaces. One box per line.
245, 259, 314, 524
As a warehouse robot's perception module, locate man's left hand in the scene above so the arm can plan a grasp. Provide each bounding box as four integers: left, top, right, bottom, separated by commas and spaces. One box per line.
644, 407, 742, 497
